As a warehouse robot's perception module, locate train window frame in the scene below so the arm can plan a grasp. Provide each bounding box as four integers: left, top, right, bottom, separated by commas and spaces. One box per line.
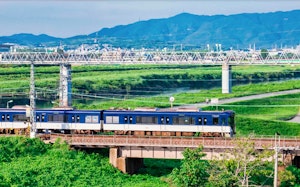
85, 115, 91, 123
160, 117, 164, 124
13, 114, 27, 122
136, 116, 157, 124
48, 114, 65, 122
213, 117, 219, 125
36, 115, 40, 122
106, 116, 119, 124
198, 118, 202, 125
172, 116, 195, 125
166, 117, 170, 124
85, 115, 99, 123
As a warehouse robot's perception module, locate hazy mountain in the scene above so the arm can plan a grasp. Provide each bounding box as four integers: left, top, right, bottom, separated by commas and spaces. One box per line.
0, 33, 62, 47
1, 10, 300, 49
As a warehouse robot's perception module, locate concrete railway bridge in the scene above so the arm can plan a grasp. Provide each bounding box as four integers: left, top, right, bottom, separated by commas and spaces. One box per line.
44, 133, 300, 174
1, 50, 300, 107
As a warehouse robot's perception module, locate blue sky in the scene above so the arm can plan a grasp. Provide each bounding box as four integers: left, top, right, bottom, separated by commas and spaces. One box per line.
0, 0, 299, 38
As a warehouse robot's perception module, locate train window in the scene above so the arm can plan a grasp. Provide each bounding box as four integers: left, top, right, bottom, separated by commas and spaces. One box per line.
6, 115, 10, 121
160, 117, 164, 124
13, 114, 27, 122
36, 115, 40, 122
85, 115, 99, 123
85, 116, 91, 123
124, 117, 128, 123
2, 115, 5, 121
41, 115, 45, 122
213, 117, 219, 125
92, 116, 99, 123
173, 117, 194, 125
136, 116, 156, 124
76, 116, 80, 122
71, 116, 75, 122
129, 116, 133, 123
106, 116, 119, 124
198, 118, 202, 125
166, 117, 170, 124
48, 114, 64, 122
204, 118, 207, 125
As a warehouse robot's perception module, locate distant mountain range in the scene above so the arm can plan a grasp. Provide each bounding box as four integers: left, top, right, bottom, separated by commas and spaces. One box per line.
1, 10, 300, 50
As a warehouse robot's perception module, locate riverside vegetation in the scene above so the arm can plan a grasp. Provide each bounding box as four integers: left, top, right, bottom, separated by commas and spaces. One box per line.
0, 64, 300, 186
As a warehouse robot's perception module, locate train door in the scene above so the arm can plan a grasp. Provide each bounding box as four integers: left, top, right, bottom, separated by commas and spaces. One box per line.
123, 115, 134, 130
159, 115, 171, 131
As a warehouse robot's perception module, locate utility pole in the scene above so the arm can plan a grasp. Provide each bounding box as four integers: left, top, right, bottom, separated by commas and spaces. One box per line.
30, 61, 36, 138
274, 132, 280, 187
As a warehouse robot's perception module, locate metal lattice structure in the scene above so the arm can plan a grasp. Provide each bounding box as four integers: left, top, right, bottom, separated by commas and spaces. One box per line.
29, 62, 36, 138
1, 50, 300, 65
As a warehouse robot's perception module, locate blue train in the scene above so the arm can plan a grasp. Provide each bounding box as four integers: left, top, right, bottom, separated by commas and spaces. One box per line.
0, 107, 235, 137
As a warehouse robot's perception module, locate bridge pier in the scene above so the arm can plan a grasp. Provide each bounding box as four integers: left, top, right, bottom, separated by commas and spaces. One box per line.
59, 64, 72, 107
222, 63, 232, 93
109, 147, 144, 174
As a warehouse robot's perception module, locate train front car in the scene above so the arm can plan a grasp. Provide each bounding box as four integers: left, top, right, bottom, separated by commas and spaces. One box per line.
103, 109, 235, 137
0, 108, 27, 134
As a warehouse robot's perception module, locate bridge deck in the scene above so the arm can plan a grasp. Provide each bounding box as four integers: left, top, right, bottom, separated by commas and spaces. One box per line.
45, 134, 300, 150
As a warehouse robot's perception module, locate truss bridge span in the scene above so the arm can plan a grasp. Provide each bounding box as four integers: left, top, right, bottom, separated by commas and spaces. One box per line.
1, 50, 300, 65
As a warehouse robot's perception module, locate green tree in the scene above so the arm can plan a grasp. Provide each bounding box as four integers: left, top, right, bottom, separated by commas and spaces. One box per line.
170, 146, 209, 186
280, 165, 300, 186
207, 135, 274, 186
261, 49, 269, 59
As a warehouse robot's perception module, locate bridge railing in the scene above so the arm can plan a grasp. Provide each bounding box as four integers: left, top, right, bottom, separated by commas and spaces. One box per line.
1, 50, 300, 65
46, 134, 300, 150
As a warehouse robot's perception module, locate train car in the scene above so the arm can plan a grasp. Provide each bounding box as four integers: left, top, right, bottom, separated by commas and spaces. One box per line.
103, 109, 235, 137
35, 109, 102, 134
0, 107, 235, 137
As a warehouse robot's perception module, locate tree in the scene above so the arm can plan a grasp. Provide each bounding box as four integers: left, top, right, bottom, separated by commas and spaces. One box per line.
170, 146, 209, 186
280, 165, 300, 186
261, 49, 269, 59
207, 135, 274, 186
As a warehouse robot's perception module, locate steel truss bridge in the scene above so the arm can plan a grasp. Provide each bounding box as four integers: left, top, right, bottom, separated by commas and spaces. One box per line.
1, 50, 300, 65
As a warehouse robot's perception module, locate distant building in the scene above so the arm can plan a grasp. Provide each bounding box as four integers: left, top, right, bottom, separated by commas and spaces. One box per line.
0, 44, 13, 52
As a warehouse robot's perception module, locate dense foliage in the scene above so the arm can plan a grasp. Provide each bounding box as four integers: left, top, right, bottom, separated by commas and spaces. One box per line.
0, 137, 169, 187
170, 146, 209, 186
